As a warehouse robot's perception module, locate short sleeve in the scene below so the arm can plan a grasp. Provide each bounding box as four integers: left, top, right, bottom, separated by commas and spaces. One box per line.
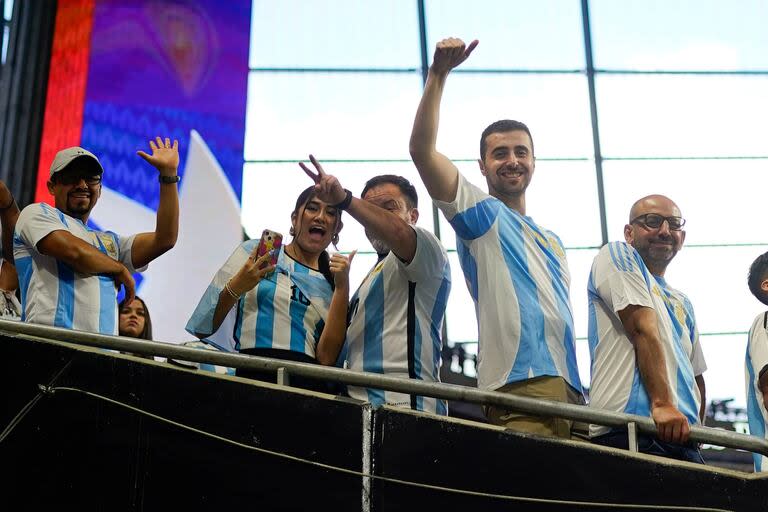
394, 226, 448, 282
113, 233, 147, 273
690, 337, 707, 376
684, 297, 707, 375
592, 242, 654, 314
16, 203, 67, 252
433, 173, 500, 241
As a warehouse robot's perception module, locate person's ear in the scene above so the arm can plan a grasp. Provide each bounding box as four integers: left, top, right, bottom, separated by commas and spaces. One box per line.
290, 211, 298, 236
478, 158, 487, 177
623, 224, 633, 244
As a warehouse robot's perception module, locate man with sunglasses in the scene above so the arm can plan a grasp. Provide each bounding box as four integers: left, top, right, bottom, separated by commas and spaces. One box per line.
587, 194, 707, 463
14, 138, 180, 335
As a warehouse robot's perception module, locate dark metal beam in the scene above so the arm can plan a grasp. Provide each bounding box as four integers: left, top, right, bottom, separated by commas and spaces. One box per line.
580, 0, 609, 246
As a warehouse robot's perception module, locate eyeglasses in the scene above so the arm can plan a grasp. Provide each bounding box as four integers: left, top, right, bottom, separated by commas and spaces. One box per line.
55, 173, 102, 186
630, 213, 686, 231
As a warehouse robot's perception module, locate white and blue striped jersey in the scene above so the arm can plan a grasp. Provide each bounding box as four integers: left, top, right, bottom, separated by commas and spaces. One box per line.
345, 227, 451, 415
185, 242, 333, 358
587, 242, 706, 437
434, 173, 582, 394
746, 312, 768, 472
14, 203, 143, 335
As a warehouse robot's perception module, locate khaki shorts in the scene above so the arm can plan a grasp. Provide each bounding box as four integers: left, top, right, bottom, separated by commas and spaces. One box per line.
484, 376, 585, 440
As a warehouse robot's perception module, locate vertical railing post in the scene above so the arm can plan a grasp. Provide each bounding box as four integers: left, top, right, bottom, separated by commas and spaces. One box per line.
361, 405, 373, 512
276, 367, 290, 387
627, 422, 639, 453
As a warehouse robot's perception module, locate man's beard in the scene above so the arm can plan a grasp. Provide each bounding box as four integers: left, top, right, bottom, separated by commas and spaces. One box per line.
367, 232, 390, 255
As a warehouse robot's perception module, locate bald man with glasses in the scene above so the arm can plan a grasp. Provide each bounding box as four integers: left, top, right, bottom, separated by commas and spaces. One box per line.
586, 195, 707, 463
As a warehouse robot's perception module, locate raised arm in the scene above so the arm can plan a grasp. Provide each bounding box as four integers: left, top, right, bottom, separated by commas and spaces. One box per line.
299, 156, 417, 262
409, 38, 478, 203
131, 137, 180, 269
315, 251, 355, 366
0, 180, 20, 264
37, 229, 135, 302
618, 304, 690, 444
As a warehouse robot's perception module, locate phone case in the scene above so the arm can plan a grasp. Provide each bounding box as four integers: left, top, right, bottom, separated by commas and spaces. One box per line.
256, 229, 283, 269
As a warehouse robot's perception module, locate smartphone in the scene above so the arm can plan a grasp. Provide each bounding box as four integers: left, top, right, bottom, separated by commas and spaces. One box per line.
256, 229, 283, 269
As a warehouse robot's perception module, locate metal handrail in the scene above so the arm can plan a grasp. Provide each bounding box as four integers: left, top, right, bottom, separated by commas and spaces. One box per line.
2, 318, 766, 458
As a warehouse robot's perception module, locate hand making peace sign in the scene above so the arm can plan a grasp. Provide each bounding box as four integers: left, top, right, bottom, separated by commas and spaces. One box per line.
298, 154, 348, 205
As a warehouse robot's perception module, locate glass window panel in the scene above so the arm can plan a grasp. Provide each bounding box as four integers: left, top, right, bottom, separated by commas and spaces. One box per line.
445, 252, 478, 344
568, 248, 600, 341
663, 245, 768, 336
249, 0, 420, 69
591, 0, 768, 71
244, 72, 423, 161
452, 342, 478, 378
596, 75, 768, 158
242, 162, 437, 257
347, 252, 380, 297
603, 160, 768, 246
699, 334, 748, 408
575, 338, 591, 390
437, 161, 601, 250
435, 74, 593, 159
425, 0, 585, 70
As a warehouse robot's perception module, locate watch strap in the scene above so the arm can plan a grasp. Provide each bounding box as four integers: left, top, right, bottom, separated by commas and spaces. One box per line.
159, 174, 181, 184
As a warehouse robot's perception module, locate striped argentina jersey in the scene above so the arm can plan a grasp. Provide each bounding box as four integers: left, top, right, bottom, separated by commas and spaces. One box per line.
433, 173, 582, 394
587, 242, 706, 437
14, 202, 143, 335
345, 226, 451, 415
185, 242, 333, 357
746, 312, 768, 472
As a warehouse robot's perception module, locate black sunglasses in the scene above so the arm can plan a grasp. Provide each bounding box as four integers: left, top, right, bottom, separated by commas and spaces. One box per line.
54, 173, 102, 186
630, 213, 686, 231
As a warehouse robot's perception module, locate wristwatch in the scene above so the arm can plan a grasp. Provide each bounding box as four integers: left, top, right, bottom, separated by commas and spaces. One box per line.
159, 175, 181, 184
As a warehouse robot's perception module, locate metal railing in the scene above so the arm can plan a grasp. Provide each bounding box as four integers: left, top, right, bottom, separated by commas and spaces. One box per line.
2, 318, 766, 459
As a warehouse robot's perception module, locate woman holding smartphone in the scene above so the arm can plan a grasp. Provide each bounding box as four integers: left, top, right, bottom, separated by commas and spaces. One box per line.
185, 186, 354, 392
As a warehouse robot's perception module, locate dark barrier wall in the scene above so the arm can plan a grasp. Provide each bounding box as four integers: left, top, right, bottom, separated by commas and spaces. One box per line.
2, 334, 768, 511
371, 408, 768, 511
0, 335, 364, 510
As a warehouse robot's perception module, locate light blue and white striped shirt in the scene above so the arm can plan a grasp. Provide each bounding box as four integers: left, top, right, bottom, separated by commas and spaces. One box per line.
746, 311, 768, 472
14, 203, 142, 335
587, 242, 706, 437
434, 174, 582, 393
185, 242, 333, 358
345, 226, 451, 415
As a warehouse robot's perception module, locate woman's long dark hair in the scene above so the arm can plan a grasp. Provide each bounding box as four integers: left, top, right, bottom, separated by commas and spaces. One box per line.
292, 186, 341, 288
118, 296, 153, 340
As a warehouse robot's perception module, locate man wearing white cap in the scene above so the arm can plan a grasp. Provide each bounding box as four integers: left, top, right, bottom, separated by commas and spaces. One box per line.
13, 137, 180, 335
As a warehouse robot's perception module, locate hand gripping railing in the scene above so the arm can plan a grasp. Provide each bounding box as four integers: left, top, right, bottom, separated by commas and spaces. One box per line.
1, 318, 765, 458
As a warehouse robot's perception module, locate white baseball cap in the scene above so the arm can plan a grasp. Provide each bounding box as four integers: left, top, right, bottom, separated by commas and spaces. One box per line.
49, 147, 104, 178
